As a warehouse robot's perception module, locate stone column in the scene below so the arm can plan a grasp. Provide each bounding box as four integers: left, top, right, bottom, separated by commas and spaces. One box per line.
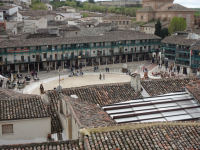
92, 58, 94, 66
63, 61, 64, 70
78, 59, 80, 66
38, 63, 39, 72
126, 55, 127, 63
106, 57, 107, 65
34, 63, 35, 70
18, 65, 19, 74
99, 58, 100, 66
85, 59, 86, 67
138, 54, 140, 61
28, 64, 29, 73
144, 53, 146, 60
132, 54, 133, 62
113, 57, 114, 64
70, 60, 72, 68
55, 62, 56, 71
49, 62, 51, 71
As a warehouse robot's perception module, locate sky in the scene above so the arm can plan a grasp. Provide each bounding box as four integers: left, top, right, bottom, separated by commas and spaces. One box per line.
174, 0, 200, 8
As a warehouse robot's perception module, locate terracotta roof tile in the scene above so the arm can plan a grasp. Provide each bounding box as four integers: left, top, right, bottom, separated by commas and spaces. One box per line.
186, 79, 200, 103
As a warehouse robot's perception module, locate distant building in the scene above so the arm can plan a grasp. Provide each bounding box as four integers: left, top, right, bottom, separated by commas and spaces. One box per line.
140, 21, 170, 34
136, 0, 195, 29
56, 6, 76, 13
97, 0, 142, 7
0, 6, 18, 21
24, 17, 47, 29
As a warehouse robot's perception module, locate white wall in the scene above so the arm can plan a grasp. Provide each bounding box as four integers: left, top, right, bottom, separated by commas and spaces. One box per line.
8, 7, 18, 15
0, 117, 51, 145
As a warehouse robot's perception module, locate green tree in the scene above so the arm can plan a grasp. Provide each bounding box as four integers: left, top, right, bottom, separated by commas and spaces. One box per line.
160, 28, 168, 39
31, 2, 48, 10
108, 6, 115, 13
88, 0, 94, 3
125, 8, 130, 16
168, 17, 187, 35
154, 20, 162, 37
83, 13, 89, 18
116, 9, 121, 14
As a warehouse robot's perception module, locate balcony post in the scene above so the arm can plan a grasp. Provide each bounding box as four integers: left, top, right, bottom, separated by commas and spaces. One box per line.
99, 58, 100, 66
119, 55, 121, 63
132, 54, 133, 62
63, 61, 64, 70
106, 57, 107, 65
85, 59, 86, 67
70, 60, 72, 68
28, 64, 29, 73
113, 57, 114, 64
34, 63, 35, 70
92, 58, 93, 66
49, 62, 51, 71
126, 55, 127, 63
38, 63, 39, 72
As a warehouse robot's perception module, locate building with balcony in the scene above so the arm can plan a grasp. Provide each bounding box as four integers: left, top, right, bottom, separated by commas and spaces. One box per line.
0, 30, 161, 72
161, 31, 200, 74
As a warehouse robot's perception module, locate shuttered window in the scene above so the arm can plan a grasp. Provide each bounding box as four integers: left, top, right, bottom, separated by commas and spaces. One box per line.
2, 124, 13, 134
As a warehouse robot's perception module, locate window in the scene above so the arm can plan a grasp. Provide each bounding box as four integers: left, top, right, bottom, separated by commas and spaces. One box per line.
127, 21, 129, 25
93, 51, 95, 53
2, 124, 13, 134
123, 21, 125, 25
141, 16, 143, 19
119, 21, 121, 25
60, 17, 62, 20
56, 17, 58, 20
125, 49, 127, 51
32, 55, 35, 58
76, 32, 77, 34
43, 53, 46, 58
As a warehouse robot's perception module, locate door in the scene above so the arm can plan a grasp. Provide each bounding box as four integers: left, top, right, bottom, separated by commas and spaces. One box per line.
55, 54, 57, 60
75, 60, 78, 66
36, 55, 40, 61
21, 56, 24, 62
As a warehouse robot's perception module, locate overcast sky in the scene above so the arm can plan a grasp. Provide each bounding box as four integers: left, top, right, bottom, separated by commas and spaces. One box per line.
174, 0, 200, 8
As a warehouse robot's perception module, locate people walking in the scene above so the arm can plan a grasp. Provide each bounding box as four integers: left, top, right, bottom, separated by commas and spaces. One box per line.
143, 66, 145, 72
39, 83, 44, 95
103, 73, 105, 80
99, 73, 102, 80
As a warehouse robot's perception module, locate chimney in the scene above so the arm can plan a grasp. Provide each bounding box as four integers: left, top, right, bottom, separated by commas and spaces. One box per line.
130, 73, 141, 92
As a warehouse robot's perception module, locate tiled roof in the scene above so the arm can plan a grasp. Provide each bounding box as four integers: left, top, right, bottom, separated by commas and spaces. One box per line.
186, 79, 200, 103
0, 6, 16, 10
103, 16, 131, 21
161, 35, 198, 45
157, 3, 195, 12
47, 91, 62, 133
0, 30, 161, 48
141, 21, 170, 27
0, 97, 49, 121
83, 122, 200, 150
137, 6, 154, 12
11, 12, 17, 17
0, 87, 36, 100
95, 23, 112, 27
88, 14, 107, 17
62, 95, 116, 128
26, 33, 58, 39
59, 25, 80, 31
141, 77, 199, 97
19, 10, 56, 16
24, 16, 43, 20
0, 140, 84, 150
37, 28, 49, 33
62, 82, 143, 106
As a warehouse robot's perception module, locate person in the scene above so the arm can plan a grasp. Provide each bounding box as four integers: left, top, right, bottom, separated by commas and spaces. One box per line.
143, 66, 145, 72
174, 67, 176, 72
99, 73, 102, 80
39, 83, 44, 95
31, 71, 34, 79
159, 63, 160, 68
17, 80, 19, 84
106, 67, 107, 72
47, 68, 49, 73
103, 73, 105, 80
35, 71, 37, 78
108, 68, 109, 73
94, 66, 95, 72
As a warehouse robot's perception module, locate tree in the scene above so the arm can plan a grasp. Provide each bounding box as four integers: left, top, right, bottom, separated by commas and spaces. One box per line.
116, 9, 121, 14
31, 2, 48, 10
88, 0, 94, 3
160, 28, 168, 39
168, 17, 187, 35
154, 20, 162, 37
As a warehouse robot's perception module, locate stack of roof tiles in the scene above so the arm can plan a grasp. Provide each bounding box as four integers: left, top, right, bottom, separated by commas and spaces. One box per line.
0, 97, 49, 120
47, 91, 63, 133
0, 140, 84, 150
141, 77, 199, 96
186, 79, 200, 103
62, 82, 143, 105
85, 124, 200, 150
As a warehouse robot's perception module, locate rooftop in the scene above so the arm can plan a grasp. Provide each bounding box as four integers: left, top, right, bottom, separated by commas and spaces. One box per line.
26, 33, 58, 39
0, 30, 161, 48
141, 77, 199, 96
137, 6, 154, 12
61, 82, 143, 106
0, 6, 16, 10
157, 3, 195, 12
59, 25, 80, 31
61, 95, 116, 128
102, 91, 200, 124
161, 35, 198, 45
141, 21, 170, 27
24, 16, 43, 20
0, 96, 49, 121
0, 140, 84, 149
82, 121, 200, 150
186, 79, 200, 103
19, 10, 56, 17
